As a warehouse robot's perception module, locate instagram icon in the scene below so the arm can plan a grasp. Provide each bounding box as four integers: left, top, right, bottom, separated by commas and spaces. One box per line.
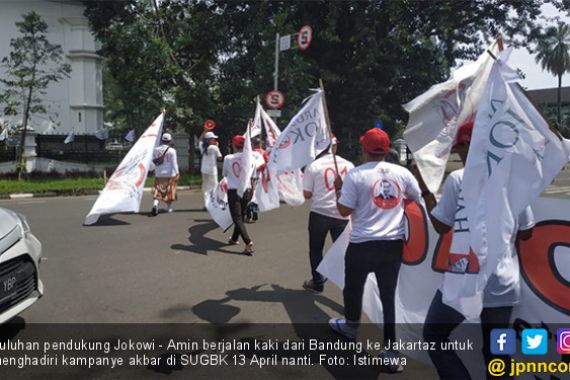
557, 329, 570, 354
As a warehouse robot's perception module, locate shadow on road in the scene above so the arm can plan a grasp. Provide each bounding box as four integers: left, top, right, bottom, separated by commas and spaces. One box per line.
170, 219, 241, 256
0, 316, 26, 341
84, 215, 131, 226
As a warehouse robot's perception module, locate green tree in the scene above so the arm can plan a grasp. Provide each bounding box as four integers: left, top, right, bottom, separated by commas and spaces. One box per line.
535, 21, 570, 129
0, 11, 71, 180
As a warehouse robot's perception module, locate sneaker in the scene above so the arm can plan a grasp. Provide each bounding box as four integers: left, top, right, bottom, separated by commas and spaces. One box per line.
302, 279, 323, 293
328, 318, 357, 340
228, 239, 239, 245
252, 212, 258, 221
243, 242, 255, 256
151, 206, 158, 216
378, 350, 404, 373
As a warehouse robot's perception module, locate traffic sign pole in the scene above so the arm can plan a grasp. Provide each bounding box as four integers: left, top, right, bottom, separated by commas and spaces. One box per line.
274, 33, 280, 92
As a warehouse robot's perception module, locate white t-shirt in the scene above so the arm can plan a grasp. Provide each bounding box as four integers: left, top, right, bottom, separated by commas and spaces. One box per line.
153, 145, 179, 178
338, 161, 422, 243
303, 154, 354, 220
431, 168, 535, 307
200, 144, 222, 176
222, 152, 264, 190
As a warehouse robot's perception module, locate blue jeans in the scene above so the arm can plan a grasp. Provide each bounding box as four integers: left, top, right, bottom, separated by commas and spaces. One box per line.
308, 212, 348, 285
423, 290, 513, 380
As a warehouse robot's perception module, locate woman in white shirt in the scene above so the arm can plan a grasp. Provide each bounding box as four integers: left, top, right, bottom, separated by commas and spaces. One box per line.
199, 131, 223, 209
151, 133, 179, 215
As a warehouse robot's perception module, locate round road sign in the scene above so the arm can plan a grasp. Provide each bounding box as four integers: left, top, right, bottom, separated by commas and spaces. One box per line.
203, 119, 216, 130
265, 90, 285, 110
297, 25, 313, 51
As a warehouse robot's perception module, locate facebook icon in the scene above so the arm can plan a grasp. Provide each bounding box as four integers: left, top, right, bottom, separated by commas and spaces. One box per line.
491, 329, 516, 355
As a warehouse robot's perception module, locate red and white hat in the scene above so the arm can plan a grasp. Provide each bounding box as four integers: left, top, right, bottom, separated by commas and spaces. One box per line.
231, 134, 245, 148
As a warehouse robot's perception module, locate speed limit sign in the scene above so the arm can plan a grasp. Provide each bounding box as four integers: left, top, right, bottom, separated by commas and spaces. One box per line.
265, 90, 285, 110
297, 25, 313, 51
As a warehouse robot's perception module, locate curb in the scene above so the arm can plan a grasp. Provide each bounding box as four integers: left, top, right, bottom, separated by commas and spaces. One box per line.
1, 185, 200, 200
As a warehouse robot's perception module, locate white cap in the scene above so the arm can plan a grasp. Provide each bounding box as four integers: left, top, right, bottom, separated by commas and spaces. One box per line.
204, 131, 218, 140
162, 133, 172, 142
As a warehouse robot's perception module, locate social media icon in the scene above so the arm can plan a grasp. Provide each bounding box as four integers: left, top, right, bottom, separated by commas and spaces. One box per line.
522, 329, 548, 355
491, 329, 516, 355
557, 328, 570, 354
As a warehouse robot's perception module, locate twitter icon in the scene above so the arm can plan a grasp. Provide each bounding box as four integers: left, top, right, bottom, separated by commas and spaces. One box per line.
522, 329, 548, 355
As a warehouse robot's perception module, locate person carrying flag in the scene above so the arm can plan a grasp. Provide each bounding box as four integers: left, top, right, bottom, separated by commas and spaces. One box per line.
302, 136, 354, 293
151, 133, 179, 216
415, 121, 535, 379
329, 128, 422, 373
223, 135, 258, 255
199, 130, 223, 210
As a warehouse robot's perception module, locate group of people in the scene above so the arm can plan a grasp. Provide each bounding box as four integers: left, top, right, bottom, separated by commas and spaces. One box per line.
150, 122, 533, 378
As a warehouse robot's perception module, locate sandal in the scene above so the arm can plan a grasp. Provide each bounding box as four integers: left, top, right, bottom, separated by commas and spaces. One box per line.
243, 242, 255, 256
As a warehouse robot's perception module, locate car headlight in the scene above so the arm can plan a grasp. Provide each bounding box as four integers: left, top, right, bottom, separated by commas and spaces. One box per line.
15, 212, 31, 238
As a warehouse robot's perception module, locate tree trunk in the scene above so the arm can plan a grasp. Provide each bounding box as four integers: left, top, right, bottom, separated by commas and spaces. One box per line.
557, 73, 562, 129
17, 85, 34, 181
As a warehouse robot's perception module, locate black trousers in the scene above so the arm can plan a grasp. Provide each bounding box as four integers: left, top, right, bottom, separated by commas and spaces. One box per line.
343, 239, 403, 343
423, 290, 513, 380
308, 212, 348, 285
227, 189, 251, 245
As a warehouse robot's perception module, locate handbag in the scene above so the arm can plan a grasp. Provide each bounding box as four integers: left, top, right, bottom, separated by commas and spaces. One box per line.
152, 147, 170, 166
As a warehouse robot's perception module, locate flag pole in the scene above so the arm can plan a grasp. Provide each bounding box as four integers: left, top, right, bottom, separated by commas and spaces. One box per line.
319, 79, 339, 174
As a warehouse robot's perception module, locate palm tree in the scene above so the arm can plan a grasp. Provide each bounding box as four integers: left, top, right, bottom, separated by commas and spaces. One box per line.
535, 22, 570, 128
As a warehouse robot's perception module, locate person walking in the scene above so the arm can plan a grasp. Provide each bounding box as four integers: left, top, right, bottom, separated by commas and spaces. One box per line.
416, 121, 534, 380
222, 135, 257, 255
199, 130, 223, 209
151, 133, 179, 216
329, 128, 422, 373
302, 137, 354, 293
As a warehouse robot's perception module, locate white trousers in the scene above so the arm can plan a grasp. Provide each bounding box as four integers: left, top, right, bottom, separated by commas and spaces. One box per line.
202, 174, 218, 206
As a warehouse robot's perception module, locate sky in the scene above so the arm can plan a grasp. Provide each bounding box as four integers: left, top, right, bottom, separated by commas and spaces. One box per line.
511, 3, 570, 90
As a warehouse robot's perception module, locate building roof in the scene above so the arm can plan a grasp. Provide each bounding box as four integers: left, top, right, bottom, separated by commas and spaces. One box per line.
526, 87, 570, 105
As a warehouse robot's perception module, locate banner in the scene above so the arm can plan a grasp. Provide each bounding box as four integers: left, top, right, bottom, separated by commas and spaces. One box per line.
268, 90, 330, 173
84, 113, 164, 225
450, 50, 570, 318
237, 126, 255, 198
252, 168, 280, 212
318, 197, 570, 378
260, 107, 281, 149
250, 100, 263, 139
276, 169, 305, 207
206, 178, 233, 231
403, 41, 499, 193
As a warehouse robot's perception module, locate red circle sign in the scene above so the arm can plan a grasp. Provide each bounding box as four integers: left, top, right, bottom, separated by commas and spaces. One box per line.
203, 119, 216, 130
265, 90, 285, 110
297, 25, 313, 51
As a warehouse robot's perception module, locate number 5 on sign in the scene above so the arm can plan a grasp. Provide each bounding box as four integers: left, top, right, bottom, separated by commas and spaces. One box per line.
297, 25, 313, 51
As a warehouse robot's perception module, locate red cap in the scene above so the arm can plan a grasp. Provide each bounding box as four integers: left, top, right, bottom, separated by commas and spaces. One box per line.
232, 135, 245, 148
359, 128, 390, 154
453, 120, 474, 149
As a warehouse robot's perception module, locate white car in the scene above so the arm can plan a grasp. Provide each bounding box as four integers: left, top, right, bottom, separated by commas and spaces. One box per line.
0, 208, 43, 323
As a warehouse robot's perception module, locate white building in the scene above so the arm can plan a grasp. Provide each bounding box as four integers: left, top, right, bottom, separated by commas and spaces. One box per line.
0, 0, 103, 135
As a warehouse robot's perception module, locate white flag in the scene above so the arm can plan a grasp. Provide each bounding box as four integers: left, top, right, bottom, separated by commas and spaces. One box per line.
444, 51, 570, 318
236, 125, 255, 198
250, 100, 263, 139
84, 113, 164, 225
268, 89, 330, 173
64, 131, 75, 144
276, 169, 305, 207
95, 128, 109, 140
403, 42, 499, 193
252, 169, 280, 212
125, 129, 135, 143
261, 107, 281, 149
206, 178, 233, 231
0, 128, 7, 142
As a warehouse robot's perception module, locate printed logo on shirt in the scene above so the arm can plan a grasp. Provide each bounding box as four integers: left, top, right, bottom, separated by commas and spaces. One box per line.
232, 161, 241, 178
371, 178, 401, 209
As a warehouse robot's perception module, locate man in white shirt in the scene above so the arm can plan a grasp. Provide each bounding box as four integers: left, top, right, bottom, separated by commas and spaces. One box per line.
416, 121, 535, 379
302, 137, 354, 293
222, 135, 260, 255
151, 133, 179, 215
330, 128, 422, 373
199, 131, 223, 209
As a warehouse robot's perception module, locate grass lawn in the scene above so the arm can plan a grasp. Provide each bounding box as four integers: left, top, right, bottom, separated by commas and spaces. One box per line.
0, 174, 202, 195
